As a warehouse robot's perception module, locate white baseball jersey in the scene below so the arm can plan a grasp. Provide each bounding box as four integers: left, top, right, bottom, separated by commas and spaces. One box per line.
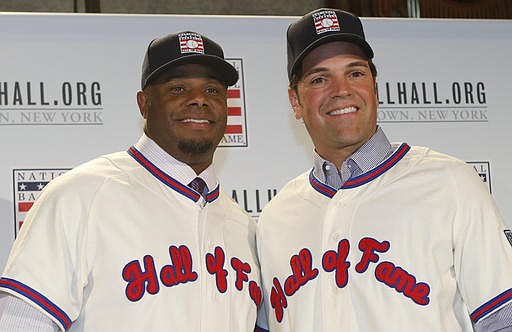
257, 143, 512, 332
0, 146, 262, 331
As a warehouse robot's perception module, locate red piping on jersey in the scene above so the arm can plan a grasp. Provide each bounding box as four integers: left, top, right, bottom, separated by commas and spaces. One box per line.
206, 188, 219, 201
470, 288, 512, 324
309, 143, 410, 198
128, 147, 220, 203
309, 174, 337, 198
0, 277, 72, 329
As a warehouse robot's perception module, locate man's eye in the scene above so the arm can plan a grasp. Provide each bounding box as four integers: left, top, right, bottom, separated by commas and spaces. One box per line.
170, 86, 185, 93
350, 71, 366, 78
205, 87, 219, 94
310, 77, 325, 85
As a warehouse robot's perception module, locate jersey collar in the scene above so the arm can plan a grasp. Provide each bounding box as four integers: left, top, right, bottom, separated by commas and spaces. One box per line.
309, 143, 410, 198
127, 144, 220, 204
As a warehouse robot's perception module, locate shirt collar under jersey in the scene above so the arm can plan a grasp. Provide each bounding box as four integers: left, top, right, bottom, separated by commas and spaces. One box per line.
312, 126, 393, 189
133, 134, 218, 192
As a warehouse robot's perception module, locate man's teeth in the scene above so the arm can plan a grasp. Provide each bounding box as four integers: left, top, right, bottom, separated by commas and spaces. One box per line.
329, 107, 357, 115
182, 119, 209, 123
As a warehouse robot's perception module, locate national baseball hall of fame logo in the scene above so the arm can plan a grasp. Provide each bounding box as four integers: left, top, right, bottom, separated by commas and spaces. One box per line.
13, 168, 70, 237
221, 58, 248, 147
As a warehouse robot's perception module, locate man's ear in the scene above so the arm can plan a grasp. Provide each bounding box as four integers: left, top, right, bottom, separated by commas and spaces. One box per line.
137, 90, 149, 118
288, 88, 302, 120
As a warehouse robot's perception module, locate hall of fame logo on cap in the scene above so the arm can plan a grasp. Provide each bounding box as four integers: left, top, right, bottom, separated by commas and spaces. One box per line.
467, 161, 492, 193
178, 32, 205, 54
12, 168, 70, 237
220, 58, 248, 147
313, 10, 340, 34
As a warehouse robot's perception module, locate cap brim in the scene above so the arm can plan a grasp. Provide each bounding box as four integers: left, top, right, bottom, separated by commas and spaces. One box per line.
290, 33, 374, 79
144, 54, 239, 88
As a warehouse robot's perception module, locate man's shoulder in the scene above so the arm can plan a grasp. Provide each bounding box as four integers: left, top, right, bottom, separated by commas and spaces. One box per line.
404, 145, 469, 169
396, 144, 481, 187
260, 170, 311, 211
43, 150, 137, 194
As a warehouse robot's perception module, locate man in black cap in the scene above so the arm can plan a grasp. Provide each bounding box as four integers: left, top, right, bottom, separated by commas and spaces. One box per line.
256, 8, 512, 332
0, 31, 262, 331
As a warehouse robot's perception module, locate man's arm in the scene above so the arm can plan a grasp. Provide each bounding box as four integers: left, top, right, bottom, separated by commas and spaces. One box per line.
0, 294, 59, 332
474, 302, 512, 332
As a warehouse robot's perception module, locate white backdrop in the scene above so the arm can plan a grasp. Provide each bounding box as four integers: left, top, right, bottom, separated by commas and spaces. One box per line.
0, 13, 510, 271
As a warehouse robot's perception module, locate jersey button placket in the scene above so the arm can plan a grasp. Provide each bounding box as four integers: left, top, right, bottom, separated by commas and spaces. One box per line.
324, 193, 351, 245
322, 192, 355, 331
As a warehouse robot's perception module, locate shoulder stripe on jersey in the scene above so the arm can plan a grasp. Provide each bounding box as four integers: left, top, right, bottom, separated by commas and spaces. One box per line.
470, 288, 512, 324
127, 147, 220, 203
0, 277, 72, 330
309, 143, 410, 198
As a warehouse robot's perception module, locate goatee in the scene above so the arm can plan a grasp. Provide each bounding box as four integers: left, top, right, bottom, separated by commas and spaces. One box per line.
178, 139, 213, 155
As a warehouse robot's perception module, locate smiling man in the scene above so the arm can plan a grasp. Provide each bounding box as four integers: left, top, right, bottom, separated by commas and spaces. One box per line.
0, 31, 262, 331
256, 8, 512, 332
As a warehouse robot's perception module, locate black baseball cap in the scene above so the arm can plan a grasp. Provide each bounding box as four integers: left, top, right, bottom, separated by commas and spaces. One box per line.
141, 31, 238, 89
287, 8, 374, 80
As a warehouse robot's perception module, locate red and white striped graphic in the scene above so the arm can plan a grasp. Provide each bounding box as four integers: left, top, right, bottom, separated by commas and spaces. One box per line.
178, 32, 204, 54
220, 58, 247, 147
226, 88, 243, 135
313, 10, 340, 34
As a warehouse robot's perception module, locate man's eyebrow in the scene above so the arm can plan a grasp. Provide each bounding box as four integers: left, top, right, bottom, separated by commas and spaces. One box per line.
302, 66, 328, 79
302, 60, 369, 78
346, 60, 370, 68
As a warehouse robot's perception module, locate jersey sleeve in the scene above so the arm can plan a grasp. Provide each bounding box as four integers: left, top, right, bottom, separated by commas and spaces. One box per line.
451, 162, 512, 325
0, 171, 98, 331
0, 294, 60, 331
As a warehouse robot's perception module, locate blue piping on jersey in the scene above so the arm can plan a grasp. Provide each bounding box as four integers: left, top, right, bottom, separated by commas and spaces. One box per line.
128, 147, 220, 203
0, 277, 72, 330
309, 143, 410, 198
471, 288, 512, 324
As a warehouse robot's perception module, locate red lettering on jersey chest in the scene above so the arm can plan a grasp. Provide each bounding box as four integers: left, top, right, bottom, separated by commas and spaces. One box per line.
267, 237, 431, 323
121, 244, 262, 307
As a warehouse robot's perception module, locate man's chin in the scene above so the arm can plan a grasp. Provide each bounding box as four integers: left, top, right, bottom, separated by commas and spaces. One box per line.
178, 139, 213, 155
